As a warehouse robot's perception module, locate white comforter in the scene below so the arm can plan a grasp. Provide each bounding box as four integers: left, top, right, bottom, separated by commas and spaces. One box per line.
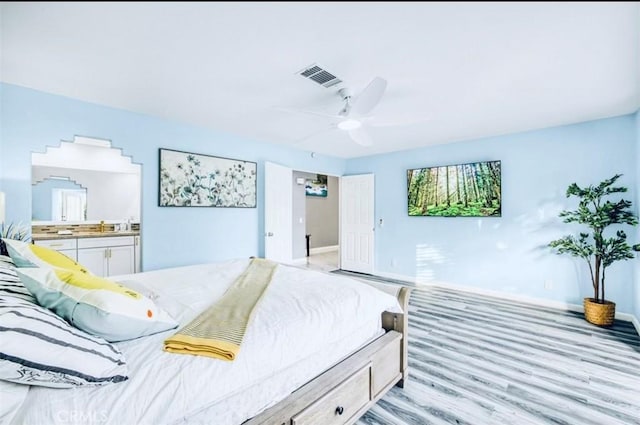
11, 259, 401, 425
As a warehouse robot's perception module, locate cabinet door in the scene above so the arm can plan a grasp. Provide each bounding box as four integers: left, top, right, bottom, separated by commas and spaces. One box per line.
34, 239, 78, 261
77, 248, 108, 277
58, 249, 78, 262
108, 245, 135, 276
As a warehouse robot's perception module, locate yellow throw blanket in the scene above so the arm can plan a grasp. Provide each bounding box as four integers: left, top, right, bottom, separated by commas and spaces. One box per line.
164, 258, 277, 361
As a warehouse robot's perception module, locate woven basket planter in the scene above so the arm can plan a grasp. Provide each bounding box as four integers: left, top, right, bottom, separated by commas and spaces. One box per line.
583, 298, 615, 326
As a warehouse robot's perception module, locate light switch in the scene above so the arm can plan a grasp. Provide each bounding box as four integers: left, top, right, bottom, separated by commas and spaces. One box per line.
299, 217, 304, 224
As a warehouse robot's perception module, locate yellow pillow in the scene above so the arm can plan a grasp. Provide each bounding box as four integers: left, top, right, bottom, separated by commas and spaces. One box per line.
17, 267, 178, 342
2, 238, 88, 273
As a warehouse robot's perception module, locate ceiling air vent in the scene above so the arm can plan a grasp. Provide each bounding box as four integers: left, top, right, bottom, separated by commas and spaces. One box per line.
297, 64, 342, 88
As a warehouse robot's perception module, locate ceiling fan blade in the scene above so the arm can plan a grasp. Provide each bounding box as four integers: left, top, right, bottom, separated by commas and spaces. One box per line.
348, 127, 373, 147
292, 125, 335, 146
274, 106, 340, 120
352, 77, 387, 115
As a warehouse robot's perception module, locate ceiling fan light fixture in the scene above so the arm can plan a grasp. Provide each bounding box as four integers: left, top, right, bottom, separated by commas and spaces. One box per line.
337, 119, 362, 131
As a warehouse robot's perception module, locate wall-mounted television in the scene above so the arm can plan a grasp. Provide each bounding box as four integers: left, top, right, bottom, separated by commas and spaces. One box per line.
407, 160, 501, 217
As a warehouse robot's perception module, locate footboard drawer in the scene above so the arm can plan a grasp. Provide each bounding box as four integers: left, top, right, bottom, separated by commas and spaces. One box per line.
291, 364, 371, 425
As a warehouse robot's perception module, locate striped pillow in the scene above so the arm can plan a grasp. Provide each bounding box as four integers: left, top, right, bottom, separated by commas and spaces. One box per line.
0, 256, 35, 303
0, 294, 129, 388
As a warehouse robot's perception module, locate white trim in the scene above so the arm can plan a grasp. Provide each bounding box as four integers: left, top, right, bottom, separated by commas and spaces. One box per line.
428, 280, 586, 314
614, 311, 637, 323
631, 315, 640, 335
374, 270, 638, 324
309, 245, 339, 255
375, 270, 422, 284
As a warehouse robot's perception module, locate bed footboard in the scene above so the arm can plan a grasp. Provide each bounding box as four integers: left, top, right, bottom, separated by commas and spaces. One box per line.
244, 284, 411, 425
382, 286, 411, 388
244, 331, 403, 425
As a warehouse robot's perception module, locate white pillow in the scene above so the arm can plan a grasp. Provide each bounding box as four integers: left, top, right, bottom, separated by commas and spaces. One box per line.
0, 294, 128, 388
17, 267, 178, 342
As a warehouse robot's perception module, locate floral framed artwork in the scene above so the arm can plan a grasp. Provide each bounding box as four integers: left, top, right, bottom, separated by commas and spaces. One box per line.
159, 148, 257, 207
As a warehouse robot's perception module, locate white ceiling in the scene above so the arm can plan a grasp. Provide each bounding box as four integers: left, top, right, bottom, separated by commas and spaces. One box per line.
2, 2, 639, 159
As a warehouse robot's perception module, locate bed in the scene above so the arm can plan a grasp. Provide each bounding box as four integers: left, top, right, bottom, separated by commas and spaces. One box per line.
3, 257, 410, 425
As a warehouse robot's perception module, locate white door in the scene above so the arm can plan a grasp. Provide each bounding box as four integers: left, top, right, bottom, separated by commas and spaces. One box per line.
264, 162, 293, 263
340, 174, 375, 274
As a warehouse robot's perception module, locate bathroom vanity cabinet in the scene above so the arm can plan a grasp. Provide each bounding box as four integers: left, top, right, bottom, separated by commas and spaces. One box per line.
34, 234, 139, 277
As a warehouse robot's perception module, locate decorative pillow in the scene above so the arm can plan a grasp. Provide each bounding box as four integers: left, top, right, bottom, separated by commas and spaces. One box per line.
0, 294, 128, 388
2, 238, 88, 273
0, 256, 35, 303
17, 267, 178, 342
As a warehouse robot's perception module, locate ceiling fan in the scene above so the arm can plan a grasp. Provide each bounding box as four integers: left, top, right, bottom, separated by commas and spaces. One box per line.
281, 76, 390, 147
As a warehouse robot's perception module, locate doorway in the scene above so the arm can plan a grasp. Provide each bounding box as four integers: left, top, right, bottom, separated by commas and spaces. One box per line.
264, 162, 374, 274
293, 171, 339, 272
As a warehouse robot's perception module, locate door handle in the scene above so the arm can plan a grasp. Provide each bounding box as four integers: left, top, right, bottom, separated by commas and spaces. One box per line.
265, 232, 274, 237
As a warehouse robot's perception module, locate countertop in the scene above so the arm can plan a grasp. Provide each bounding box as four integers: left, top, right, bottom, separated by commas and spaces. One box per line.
32, 231, 140, 241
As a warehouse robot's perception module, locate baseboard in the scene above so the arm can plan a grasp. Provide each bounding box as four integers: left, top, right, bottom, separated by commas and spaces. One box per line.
309, 245, 338, 255
631, 314, 640, 335
612, 311, 638, 323
374, 270, 421, 285
426, 280, 586, 315
373, 269, 638, 324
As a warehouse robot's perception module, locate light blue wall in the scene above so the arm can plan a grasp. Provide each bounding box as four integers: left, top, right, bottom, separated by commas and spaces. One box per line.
347, 115, 638, 314
2, 82, 639, 316
635, 110, 640, 322
0, 83, 346, 270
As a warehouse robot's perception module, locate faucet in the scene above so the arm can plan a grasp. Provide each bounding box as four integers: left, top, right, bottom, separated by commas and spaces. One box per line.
100, 220, 105, 233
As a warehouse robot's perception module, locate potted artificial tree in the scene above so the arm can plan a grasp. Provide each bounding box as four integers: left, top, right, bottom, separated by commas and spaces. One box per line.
549, 174, 638, 326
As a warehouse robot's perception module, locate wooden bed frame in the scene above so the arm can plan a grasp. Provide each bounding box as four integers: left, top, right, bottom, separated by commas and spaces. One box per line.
245, 285, 411, 425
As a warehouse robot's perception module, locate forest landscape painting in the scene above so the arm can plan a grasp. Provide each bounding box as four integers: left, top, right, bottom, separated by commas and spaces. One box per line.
407, 160, 501, 217
159, 148, 256, 207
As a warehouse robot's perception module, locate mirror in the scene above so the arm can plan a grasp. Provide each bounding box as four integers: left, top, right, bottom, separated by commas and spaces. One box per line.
31, 136, 141, 224
33, 178, 88, 221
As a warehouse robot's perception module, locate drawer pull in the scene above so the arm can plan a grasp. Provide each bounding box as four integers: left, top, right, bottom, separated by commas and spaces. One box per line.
335, 406, 344, 416
49, 243, 64, 247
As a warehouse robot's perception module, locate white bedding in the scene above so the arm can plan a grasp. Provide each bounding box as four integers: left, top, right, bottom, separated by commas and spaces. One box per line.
11, 259, 401, 425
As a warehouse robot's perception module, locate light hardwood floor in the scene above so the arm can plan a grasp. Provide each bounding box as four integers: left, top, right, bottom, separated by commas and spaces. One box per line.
330, 271, 640, 425
300, 249, 339, 273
